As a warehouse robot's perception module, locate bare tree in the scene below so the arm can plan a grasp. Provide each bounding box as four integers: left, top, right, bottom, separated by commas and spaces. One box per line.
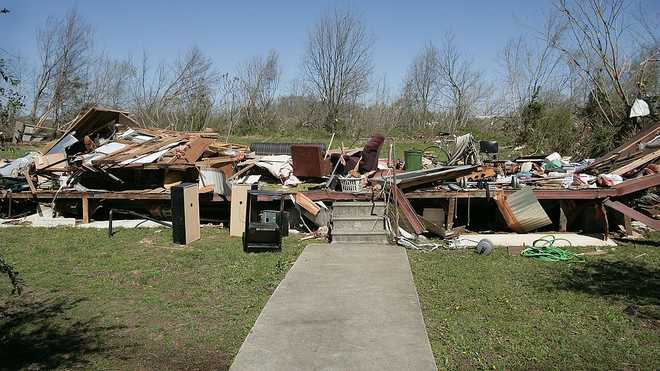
218, 72, 242, 141
0, 55, 25, 138
81, 55, 134, 109
31, 8, 93, 128
437, 32, 488, 133
501, 18, 565, 113
303, 7, 373, 132
402, 42, 441, 129
552, 0, 638, 128
363, 75, 405, 136
238, 50, 281, 130
129, 47, 219, 131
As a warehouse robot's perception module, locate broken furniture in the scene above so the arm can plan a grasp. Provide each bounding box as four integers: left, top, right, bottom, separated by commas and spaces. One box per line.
479, 140, 498, 161
171, 183, 200, 245
291, 144, 332, 178
243, 190, 285, 252
230, 183, 256, 237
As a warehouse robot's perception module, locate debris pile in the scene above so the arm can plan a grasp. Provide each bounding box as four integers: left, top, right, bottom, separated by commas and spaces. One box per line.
1, 106, 658, 247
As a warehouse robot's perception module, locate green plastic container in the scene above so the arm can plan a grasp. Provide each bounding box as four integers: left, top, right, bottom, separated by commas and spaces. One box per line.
404, 149, 423, 171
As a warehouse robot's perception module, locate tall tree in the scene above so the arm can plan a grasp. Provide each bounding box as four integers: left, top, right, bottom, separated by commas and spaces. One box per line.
303, 7, 373, 132
402, 42, 441, 129
437, 32, 488, 133
129, 47, 219, 131
31, 8, 93, 128
551, 0, 650, 135
239, 50, 281, 130
0, 56, 25, 137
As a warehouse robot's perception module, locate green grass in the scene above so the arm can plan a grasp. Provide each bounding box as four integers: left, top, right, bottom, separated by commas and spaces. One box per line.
6, 226, 655, 370
0, 145, 41, 160
409, 238, 660, 370
0, 227, 307, 370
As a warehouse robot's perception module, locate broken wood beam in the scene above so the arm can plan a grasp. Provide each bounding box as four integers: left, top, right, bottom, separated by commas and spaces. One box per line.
82, 193, 90, 224
612, 148, 660, 176
294, 192, 320, 216
446, 198, 456, 230
392, 184, 425, 235
603, 199, 660, 231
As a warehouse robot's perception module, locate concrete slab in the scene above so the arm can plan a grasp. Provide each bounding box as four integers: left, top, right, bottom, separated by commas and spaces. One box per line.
77, 220, 165, 229
455, 233, 617, 247
230, 243, 437, 371
0, 217, 165, 228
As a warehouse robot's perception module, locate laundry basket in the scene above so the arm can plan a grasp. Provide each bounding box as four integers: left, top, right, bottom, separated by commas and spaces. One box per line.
337, 176, 365, 193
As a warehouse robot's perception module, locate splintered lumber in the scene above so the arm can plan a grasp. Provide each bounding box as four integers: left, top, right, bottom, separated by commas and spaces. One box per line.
22, 170, 37, 195
183, 137, 214, 163
228, 163, 256, 181
603, 199, 660, 230
584, 122, 660, 172
294, 192, 320, 216
612, 148, 660, 175
35, 153, 67, 171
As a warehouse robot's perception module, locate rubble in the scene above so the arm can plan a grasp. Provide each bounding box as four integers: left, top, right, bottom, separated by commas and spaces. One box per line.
1, 106, 658, 247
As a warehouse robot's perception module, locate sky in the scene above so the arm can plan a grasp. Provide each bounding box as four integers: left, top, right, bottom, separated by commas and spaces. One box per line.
1, 0, 657, 97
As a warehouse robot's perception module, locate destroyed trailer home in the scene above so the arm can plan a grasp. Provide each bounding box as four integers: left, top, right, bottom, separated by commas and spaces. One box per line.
1, 105, 659, 248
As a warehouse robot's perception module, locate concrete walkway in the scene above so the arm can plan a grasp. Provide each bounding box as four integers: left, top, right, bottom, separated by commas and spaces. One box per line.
230, 244, 437, 371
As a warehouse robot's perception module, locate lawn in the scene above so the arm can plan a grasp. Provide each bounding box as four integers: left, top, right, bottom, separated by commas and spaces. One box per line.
4, 226, 657, 370
0, 227, 307, 370
0, 144, 41, 160
408, 237, 660, 370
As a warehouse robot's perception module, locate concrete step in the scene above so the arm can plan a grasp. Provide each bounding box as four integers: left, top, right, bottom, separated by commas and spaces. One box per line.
332, 216, 386, 233
331, 231, 391, 244
332, 202, 386, 218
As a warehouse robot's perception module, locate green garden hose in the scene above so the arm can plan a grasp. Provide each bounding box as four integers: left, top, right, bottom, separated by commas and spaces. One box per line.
520, 235, 584, 262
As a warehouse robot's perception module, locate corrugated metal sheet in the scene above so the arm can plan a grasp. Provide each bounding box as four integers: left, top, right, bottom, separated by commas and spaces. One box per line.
199, 168, 231, 196
250, 142, 326, 156
506, 188, 552, 232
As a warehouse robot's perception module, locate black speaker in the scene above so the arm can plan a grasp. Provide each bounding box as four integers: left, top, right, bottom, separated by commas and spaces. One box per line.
479, 140, 498, 154
242, 190, 285, 252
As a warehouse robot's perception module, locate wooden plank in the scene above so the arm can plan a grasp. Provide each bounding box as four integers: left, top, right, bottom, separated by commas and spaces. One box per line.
392, 184, 425, 235
81, 193, 90, 224
446, 198, 456, 230
35, 152, 67, 171
183, 137, 214, 163
22, 170, 37, 195
624, 215, 633, 236
613, 173, 660, 196
559, 200, 568, 232
294, 192, 320, 216
612, 148, 660, 175
603, 199, 660, 231
584, 122, 660, 171
599, 203, 609, 240
228, 163, 256, 181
